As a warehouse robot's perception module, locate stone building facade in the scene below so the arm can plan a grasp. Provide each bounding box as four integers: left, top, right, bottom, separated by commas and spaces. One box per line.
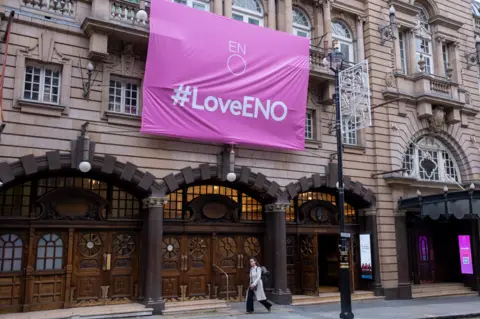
0, 0, 479, 315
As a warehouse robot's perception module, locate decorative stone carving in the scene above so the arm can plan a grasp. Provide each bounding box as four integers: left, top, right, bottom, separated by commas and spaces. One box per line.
104, 43, 145, 78
427, 107, 446, 132
143, 197, 169, 208
19, 30, 69, 63
385, 72, 396, 88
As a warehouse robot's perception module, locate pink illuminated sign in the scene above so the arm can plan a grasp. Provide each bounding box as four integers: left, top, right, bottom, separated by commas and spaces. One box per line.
458, 235, 473, 275
141, 0, 310, 150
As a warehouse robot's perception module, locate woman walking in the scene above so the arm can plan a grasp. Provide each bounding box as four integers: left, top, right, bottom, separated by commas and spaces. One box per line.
245, 258, 272, 314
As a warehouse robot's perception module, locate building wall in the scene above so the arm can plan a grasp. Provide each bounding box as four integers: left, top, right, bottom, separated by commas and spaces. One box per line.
1, 0, 479, 294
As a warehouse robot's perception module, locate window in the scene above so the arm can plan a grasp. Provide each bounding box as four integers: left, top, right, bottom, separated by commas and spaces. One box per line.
293, 7, 311, 39
332, 21, 354, 62
173, 0, 210, 11
342, 119, 358, 145
399, 31, 407, 74
414, 4, 433, 74
0, 182, 31, 218
305, 111, 313, 140
442, 44, 449, 77
36, 233, 63, 270
0, 234, 23, 272
23, 63, 61, 104
232, 0, 264, 26
109, 78, 140, 115
402, 137, 461, 183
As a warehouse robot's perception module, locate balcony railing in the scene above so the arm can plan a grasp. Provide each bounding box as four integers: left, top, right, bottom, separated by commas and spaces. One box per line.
22, 0, 75, 17
412, 73, 458, 101
110, 0, 149, 25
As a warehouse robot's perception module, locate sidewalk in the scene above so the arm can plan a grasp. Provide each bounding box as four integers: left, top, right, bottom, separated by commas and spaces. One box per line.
156, 295, 480, 319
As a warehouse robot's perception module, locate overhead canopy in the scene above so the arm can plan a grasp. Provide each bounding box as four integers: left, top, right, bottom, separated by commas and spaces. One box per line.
398, 188, 480, 220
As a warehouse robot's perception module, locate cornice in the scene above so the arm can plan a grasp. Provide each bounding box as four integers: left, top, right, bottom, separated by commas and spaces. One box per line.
389, 0, 420, 17
429, 15, 463, 31
331, 2, 365, 17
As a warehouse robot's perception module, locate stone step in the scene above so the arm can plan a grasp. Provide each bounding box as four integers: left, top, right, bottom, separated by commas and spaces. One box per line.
165, 299, 227, 309
412, 290, 477, 299
0, 303, 153, 319
291, 292, 381, 306
412, 284, 471, 294
163, 303, 230, 315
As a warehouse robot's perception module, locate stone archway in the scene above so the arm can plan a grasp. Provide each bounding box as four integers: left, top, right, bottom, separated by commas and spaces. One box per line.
0, 151, 161, 195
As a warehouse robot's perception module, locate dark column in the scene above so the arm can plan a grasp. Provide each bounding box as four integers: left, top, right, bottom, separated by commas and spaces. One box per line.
142, 196, 168, 314
471, 219, 480, 293
389, 211, 412, 299
363, 208, 383, 296
264, 211, 275, 293
265, 202, 292, 305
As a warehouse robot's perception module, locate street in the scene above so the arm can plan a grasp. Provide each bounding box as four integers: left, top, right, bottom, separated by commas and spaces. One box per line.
155, 296, 480, 319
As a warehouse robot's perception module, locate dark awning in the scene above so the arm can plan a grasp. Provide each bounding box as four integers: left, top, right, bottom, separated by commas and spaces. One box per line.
398, 188, 480, 220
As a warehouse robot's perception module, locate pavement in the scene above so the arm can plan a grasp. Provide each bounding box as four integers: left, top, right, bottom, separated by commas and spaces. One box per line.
154, 295, 480, 319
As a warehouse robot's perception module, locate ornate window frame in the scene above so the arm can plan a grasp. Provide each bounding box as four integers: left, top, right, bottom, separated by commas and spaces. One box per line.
232, 0, 265, 27
292, 7, 311, 39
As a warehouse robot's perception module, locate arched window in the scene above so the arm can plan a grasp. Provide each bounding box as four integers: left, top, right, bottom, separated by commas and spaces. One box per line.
36, 233, 63, 270
414, 4, 433, 74
232, 0, 264, 26
173, 0, 210, 11
0, 234, 23, 272
292, 7, 311, 38
402, 137, 461, 183
332, 21, 354, 62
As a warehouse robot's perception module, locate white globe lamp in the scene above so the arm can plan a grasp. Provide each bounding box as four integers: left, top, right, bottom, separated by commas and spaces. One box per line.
226, 172, 236, 183
79, 161, 92, 173
136, 9, 148, 24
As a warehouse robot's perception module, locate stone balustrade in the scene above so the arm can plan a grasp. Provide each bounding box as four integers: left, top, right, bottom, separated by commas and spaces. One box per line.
22, 0, 75, 16
110, 0, 149, 25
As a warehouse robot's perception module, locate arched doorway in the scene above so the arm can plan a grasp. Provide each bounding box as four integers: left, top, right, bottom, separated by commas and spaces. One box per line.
161, 182, 270, 302
0, 169, 148, 314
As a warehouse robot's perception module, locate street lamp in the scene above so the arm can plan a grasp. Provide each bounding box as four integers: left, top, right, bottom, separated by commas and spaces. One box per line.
324, 41, 353, 319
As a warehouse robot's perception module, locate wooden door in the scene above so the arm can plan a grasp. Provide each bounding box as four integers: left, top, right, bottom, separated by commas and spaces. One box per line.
286, 235, 299, 294
0, 231, 27, 314
214, 235, 241, 300
28, 230, 68, 312
71, 231, 139, 307
416, 232, 435, 283
161, 235, 183, 300
183, 235, 211, 299
299, 235, 318, 295
349, 236, 358, 293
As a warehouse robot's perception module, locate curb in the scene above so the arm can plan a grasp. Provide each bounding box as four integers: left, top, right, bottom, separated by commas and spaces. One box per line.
418, 314, 480, 319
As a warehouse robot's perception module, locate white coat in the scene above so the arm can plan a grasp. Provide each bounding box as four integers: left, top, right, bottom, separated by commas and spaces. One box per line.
245, 266, 267, 301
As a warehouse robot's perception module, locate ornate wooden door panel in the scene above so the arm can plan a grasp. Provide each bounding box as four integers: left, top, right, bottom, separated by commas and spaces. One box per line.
215, 236, 240, 300
286, 235, 299, 294
0, 232, 27, 314
108, 232, 138, 303
240, 236, 262, 292
299, 235, 318, 295
161, 236, 182, 300
28, 231, 68, 312
184, 236, 210, 298
349, 236, 358, 293
416, 232, 435, 283
71, 231, 139, 307
71, 232, 106, 307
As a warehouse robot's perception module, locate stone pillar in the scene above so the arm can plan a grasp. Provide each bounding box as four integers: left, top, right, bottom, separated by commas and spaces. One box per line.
322, 0, 332, 49
470, 219, 480, 293
267, 0, 276, 30
363, 208, 383, 296
142, 196, 169, 314
214, 0, 222, 14
393, 211, 412, 299
451, 41, 462, 83
407, 30, 417, 74
313, 3, 324, 41
434, 36, 445, 77
356, 17, 365, 62
264, 202, 292, 305
393, 27, 403, 73
224, 0, 232, 18
284, 0, 293, 33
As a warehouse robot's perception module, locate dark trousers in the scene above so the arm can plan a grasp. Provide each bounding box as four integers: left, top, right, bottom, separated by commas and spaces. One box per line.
246, 288, 272, 313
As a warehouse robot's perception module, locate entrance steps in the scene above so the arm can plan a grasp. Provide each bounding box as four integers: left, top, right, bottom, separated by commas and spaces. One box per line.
412, 282, 477, 299
163, 299, 229, 316
291, 290, 382, 306
0, 303, 153, 319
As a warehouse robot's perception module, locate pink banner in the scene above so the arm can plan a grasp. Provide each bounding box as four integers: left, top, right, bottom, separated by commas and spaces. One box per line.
141, 0, 310, 150
458, 235, 473, 275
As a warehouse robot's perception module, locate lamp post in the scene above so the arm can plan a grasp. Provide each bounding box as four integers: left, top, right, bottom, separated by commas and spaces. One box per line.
324, 41, 353, 319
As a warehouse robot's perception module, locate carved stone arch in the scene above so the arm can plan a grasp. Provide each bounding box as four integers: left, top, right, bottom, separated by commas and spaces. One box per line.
284, 164, 376, 208
412, 0, 439, 18
292, 4, 314, 30
157, 164, 283, 202
0, 151, 161, 198
397, 129, 472, 182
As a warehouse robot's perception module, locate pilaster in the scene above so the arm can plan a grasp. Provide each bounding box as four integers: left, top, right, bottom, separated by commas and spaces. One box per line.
360, 207, 383, 296
142, 196, 169, 314
356, 16, 365, 62
322, 0, 332, 48
389, 211, 412, 300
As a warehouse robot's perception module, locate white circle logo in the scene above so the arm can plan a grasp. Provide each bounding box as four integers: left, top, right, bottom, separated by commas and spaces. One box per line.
227, 54, 247, 76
